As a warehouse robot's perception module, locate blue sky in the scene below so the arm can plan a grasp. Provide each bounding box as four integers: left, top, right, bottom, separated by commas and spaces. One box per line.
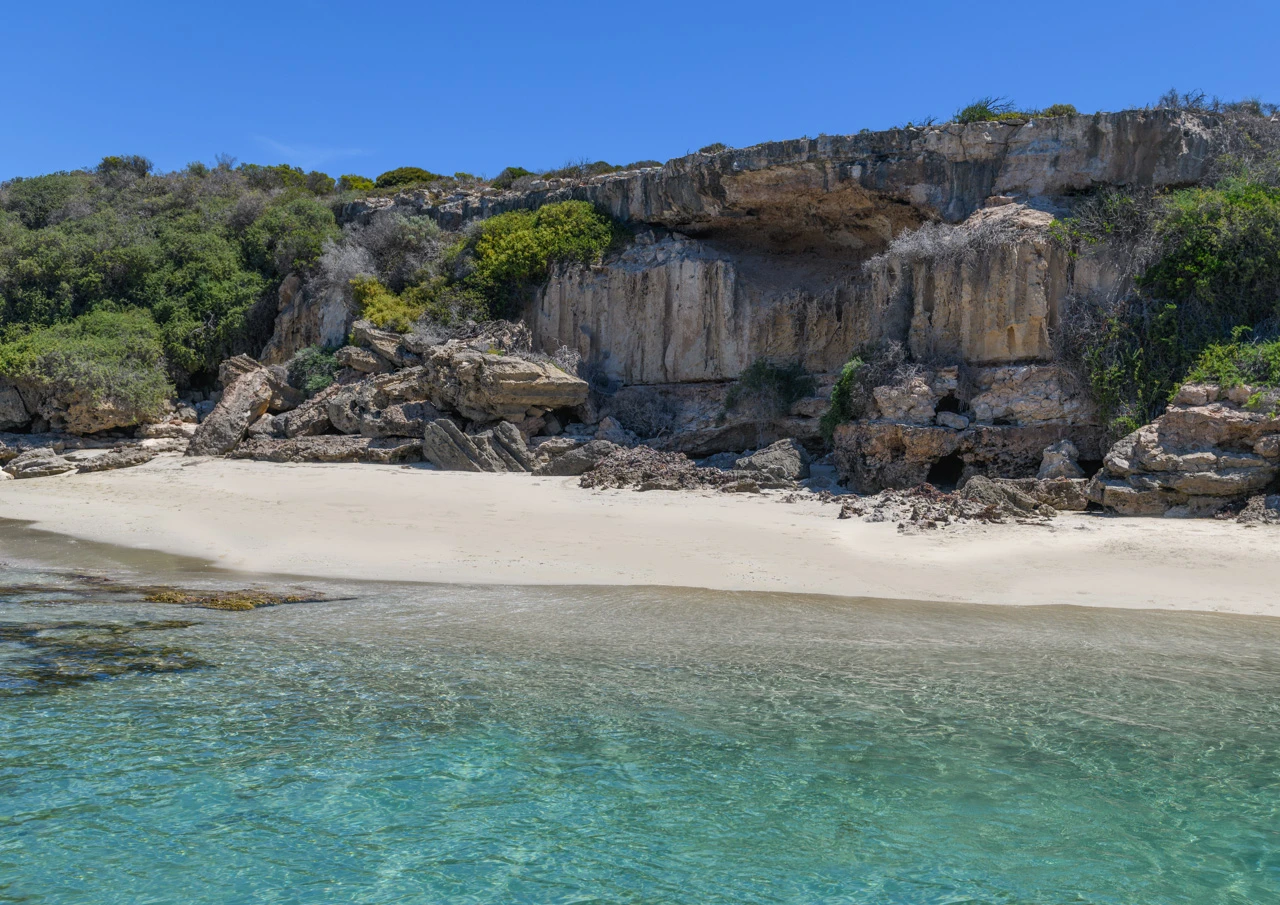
3, 0, 1277, 181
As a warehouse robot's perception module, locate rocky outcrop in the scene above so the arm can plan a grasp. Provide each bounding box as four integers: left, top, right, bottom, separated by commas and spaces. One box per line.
0, 383, 29, 431
1086, 385, 1280, 517
1038, 440, 1084, 480
260, 274, 352, 366
534, 439, 620, 477
419, 346, 588, 422
186, 371, 274, 457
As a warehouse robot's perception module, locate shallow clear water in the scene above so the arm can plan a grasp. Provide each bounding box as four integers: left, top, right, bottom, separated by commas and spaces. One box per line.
1, 555, 1278, 904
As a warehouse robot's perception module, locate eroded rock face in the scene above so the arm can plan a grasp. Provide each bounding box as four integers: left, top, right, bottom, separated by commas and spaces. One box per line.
833, 420, 1105, 493
968, 366, 1094, 425
0, 383, 29, 431
1086, 392, 1280, 516
260, 274, 353, 365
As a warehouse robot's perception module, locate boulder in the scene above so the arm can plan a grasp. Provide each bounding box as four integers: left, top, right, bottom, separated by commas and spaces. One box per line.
186, 370, 274, 457
1037, 440, 1085, 480
936, 411, 970, 431
997, 477, 1090, 511
960, 475, 1056, 518
218, 354, 262, 388
734, 438, 811, 481
1086, 392, 1280, 516
420, 345, 589, 422
4, 448, 77, 479
594, 416, 638, 447
217, 354, 301, 413
277, 383, 342, 438
335, 346, 392, 374
534, 439, 620, 477
327, 369, 443, 438
230, 435, 422, 464
77, 447, 157, 474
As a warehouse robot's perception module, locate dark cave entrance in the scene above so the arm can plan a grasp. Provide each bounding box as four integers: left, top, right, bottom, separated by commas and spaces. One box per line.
935, 394, 963, 414
926, 454, 965, 490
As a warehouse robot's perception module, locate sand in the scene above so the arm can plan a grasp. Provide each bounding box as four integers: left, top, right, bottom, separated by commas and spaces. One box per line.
0, 454, 1274, 616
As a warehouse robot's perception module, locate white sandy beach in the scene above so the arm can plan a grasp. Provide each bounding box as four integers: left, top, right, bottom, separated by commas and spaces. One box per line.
0, 454, 1275, 616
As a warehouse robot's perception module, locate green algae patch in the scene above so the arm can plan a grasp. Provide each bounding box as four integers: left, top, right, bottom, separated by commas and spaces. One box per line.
140, 588, 322, 610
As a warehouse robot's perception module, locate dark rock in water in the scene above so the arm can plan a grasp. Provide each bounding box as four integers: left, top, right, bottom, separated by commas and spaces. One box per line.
76, 446, 156, 474
0, 619, 208, 695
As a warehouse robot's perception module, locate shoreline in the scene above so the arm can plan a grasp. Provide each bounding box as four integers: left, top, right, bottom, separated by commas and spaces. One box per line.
0, 455, 1276, 617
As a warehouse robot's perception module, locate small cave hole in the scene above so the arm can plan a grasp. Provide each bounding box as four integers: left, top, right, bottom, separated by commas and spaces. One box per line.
1078, 459, 1104, 479
935, 394, 963, 414
925, 454, 965, 490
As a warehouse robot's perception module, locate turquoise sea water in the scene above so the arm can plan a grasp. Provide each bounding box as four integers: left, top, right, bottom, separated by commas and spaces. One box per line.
1, 555, 1278, 904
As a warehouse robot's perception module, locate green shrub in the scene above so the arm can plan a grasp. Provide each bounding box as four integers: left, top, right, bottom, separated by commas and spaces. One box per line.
351, 276, 422, 332
698, 143, 728, 154
460, 200, 616, 318
242, 196, 340, 278
956, 97, 1017, 124
1039, 103, 1079, 117
543, 160, 621, 180
1184, 333, 1280, 388
286, 345, 340, 396
819, 357, 864, 441
491, 167, 535, 190
0, 309, 173, 418
724, 359, 817, 415
338, 174, 375, 192
374, 167, 443, 189
621, 160, 662, 170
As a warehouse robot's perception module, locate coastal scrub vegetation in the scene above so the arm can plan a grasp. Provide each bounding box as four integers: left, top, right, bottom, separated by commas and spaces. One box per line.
346, 200, 617, 330
819, 340, 918, 441
286, 345, 341, 397
1184, 333, 1280, 389
0, 308, 172, 419
954, 97, 1078, 124
1051, 105, 1280, 438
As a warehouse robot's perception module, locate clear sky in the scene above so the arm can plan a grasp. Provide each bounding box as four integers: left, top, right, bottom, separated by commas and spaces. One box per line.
3, 0, 1278, 182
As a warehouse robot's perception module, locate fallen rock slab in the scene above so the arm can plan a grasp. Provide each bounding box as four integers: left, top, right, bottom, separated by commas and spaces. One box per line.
77, 447, 157, 474
230, 436, 422, 464
735, 438, 811, 481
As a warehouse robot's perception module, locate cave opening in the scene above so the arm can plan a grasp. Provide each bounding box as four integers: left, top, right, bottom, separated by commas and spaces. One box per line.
935, 394, 963, 414
925, 454, 965, 490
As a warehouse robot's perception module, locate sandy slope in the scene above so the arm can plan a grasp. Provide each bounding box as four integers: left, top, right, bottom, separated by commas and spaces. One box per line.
0, 455, 1274, 616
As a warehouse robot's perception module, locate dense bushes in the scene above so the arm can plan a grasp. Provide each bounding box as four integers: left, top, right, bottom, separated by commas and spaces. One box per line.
1053, 141, 1280, 438
0, 309, 173, 417
818, 340, 916, 441
1184, 333, 1280, 389
0, 157, 346, 386
345, 200, 617, 331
